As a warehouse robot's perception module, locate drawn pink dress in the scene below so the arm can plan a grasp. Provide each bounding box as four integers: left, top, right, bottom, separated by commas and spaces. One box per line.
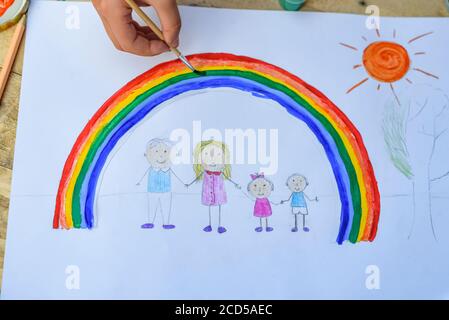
254, 198, 272, 218
202, 170, 227, 206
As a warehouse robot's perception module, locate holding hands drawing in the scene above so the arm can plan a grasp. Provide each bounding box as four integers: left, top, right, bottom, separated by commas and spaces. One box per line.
93, 0, 181, 56
228, 179, 241, 190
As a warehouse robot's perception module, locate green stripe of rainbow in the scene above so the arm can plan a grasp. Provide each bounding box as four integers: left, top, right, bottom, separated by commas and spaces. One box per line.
54, 53, 380, 244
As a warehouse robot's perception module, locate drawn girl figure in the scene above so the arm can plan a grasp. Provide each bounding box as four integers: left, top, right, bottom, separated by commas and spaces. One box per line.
136, 138, 185, 230
281, 174, 318, 232
246, 173, 276, 232
186, 140, 240, 234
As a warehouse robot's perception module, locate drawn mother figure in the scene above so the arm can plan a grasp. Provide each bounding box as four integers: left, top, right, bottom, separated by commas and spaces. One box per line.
186, 140, 240, 234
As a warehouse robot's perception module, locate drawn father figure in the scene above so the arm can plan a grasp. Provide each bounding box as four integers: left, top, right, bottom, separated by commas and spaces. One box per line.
137, 138, 184, 230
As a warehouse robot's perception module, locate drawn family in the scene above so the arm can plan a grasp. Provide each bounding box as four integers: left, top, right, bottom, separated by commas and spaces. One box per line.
136, 139, 319, 234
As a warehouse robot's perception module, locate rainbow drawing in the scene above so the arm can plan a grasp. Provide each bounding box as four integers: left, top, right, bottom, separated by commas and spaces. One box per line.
54, 53, 380, 244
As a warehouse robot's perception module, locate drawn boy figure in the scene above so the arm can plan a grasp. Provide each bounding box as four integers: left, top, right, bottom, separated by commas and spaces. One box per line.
281, 174, 318, 232
137, 138, 184, 230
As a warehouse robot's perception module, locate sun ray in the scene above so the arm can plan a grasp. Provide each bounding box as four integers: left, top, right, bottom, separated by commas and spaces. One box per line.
408, 31, 433, 44
346, 78, 369, 94
393, 29, 396, 38
375, 28, 381, 38
414, 52, 426, 55
406, 78, 413, 84
413, 68, 439, 79
362, 36, 368, 41
377, 84, 381, 91
353, 64, 362, 69
339, 42, 358, 51
390, 84, 401, 105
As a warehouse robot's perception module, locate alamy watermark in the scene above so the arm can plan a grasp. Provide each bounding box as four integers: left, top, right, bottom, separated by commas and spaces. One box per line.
65, 265, 80, 290
65, 5, 81, 30
365, 5, 381, 31
168, 121, 279, 175
365, 265, 380, 290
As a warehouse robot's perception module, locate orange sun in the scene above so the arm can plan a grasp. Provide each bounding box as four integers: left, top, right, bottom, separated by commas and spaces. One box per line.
363, 41, 410, 83
340, 29, 439, 105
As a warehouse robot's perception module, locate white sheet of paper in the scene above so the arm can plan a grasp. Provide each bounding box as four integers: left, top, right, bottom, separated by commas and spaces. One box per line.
2, 0, 449, 299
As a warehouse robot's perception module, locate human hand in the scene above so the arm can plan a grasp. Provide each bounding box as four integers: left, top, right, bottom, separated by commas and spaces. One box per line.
93, 0, 181, 56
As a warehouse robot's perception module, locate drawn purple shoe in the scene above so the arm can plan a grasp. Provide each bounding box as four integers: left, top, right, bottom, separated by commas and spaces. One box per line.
218, 226, 227, 234
203, 225, 212, 232
291, 227, 298, 232
141, 223, 154, 229
163, 224, 176, 230
266, 227, 274, 232
303, 227, 310, 232
255, 227, 263, 232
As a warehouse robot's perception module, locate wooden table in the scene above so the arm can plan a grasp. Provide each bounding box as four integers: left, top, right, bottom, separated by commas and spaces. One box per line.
0, 0, 447, 288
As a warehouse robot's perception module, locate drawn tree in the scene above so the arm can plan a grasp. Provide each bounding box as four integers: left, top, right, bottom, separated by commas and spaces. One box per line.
383, 84, 449, 240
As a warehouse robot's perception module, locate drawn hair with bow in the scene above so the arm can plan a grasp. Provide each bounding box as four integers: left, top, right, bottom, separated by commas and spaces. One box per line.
247, 173, 274, 192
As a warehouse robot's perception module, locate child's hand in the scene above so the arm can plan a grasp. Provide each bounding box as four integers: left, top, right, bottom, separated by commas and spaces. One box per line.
235, 184, 242, 190
315, 196, 319, 202
93, 0, 181, 56
184, 183, 189, 189
280, 200, 286, 205
136, 182, 141, 186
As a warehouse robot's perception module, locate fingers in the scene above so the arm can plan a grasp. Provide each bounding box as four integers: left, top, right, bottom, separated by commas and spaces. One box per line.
93, 0, 123, 50
93, 0, 169, 56
131, 21, 160, 41
148, 0, 181, 48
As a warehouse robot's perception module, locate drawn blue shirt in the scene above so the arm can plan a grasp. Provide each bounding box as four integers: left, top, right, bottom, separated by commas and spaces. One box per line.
291, 192, 307, 208
148, 168, 171, 193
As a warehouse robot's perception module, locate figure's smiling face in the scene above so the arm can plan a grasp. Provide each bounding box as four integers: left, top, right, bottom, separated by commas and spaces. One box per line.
146, 142, 171, 169
287, 175, 307, 192
201, 144, 225, 172
248, 178, 272, 198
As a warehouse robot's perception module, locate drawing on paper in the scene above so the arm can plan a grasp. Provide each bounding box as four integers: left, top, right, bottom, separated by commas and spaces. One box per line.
246, 173, 276, 233
341, 29, 439, 104
53, 53, 380, 244
136, 138, 185, 230
382, 85, 449, 240
281, 174, 318, 233
185, 140, 241, 234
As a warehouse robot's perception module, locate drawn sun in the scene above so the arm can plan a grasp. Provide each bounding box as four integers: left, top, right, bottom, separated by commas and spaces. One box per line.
340, 29, 439, 104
